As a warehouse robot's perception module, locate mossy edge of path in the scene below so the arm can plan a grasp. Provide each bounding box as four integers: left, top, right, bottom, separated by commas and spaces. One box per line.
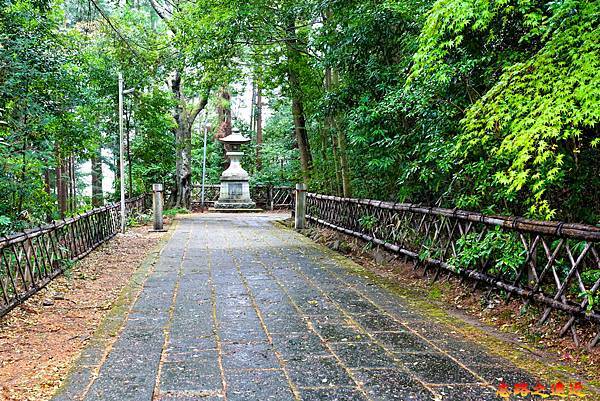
51, 219, 180, 400
278, 222, 600, 398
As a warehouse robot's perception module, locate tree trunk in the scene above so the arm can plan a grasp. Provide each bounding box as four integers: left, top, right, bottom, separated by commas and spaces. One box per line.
17, 139, 27, 214
322, 10, 350, 196
43, 169, 51, 196
336, 124, 351, 197
316, 124, 332, 192
171, 71, 186, 209
170, 70, 208, 210
56, 154, 67, 218
216, 86, 232, 170
216, 86, 232, 139
256, 86, 263, 170
91, 146, 103, 207
44, 169, 53, 222
250, 82, 255, 134
286, 19, 312, 182
330, 128, 342, 195
291, 94, 311, 181
175, 122, 193, 209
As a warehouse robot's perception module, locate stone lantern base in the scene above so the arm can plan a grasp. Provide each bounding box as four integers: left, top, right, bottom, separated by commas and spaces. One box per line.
214, 180, 257, 210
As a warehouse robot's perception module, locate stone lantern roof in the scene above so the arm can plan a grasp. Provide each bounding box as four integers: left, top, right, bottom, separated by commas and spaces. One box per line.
218, 128, 251, 145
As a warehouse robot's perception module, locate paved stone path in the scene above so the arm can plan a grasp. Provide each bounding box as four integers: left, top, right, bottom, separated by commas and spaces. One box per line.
55, 214, 540, 401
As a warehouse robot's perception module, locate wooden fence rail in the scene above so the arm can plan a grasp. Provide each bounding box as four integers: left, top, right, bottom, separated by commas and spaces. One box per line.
191, 185, 294, 210
306, 193, 600, 348
0, 195, 147, 318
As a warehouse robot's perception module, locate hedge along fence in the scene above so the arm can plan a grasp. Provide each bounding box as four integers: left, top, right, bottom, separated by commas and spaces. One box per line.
0, 195, 147, 318
306, 193, 600, 348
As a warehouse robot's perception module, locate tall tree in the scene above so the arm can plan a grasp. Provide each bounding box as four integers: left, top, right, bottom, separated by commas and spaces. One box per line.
169, 71, 208, 208
150, 0, 243, 208
91, 146, 103, 207
285, 15, 313, 181
255, 85, 263, 170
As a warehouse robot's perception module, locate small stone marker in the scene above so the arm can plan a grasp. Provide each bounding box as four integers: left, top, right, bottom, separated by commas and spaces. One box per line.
151, 183, 167, 232
295, 183, 307, 229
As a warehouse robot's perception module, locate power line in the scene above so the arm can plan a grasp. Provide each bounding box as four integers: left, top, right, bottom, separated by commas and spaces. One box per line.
87, 0, 170, 56
88, 0, 140, 57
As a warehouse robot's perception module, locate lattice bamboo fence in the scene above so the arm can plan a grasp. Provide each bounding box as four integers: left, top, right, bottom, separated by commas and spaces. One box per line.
0, 195, 146, 318
306, 193, 600, 348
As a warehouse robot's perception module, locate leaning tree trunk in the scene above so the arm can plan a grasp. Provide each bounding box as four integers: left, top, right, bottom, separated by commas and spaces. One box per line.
285, 20, 313, 182
290, 93, 312, 181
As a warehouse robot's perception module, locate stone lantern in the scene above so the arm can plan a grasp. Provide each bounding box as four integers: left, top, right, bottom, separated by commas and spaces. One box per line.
213, 127, 258, 210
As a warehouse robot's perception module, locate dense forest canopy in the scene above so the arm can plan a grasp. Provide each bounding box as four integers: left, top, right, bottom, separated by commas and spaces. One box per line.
0, 0, 598, 235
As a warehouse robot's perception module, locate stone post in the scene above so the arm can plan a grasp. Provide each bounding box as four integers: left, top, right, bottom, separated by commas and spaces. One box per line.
295, 183, 307, 229
152, 184, 165, 232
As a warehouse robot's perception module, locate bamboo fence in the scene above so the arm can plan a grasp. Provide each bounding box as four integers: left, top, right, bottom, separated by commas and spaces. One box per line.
306, 193, 600, 348
0, 195, 146, 318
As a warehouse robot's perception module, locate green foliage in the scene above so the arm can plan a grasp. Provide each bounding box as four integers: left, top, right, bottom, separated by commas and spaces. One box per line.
127, 212, 151, 227
1, 0, 598, 238
457, 0, 600, 219
248, 109, 300, 186
0, 0, 180, 233
579, 269, 600, 312
359, 214, 379, 231
581, 270, 600, 288
409, 0, 600, 220
163, 207, 188, 217
427, 287, 442, 300
0, 0, 73, 226
450, 228, 526, 279
419, 238, 442, 262
130, 88, 178, 192
578, 289, 599, 314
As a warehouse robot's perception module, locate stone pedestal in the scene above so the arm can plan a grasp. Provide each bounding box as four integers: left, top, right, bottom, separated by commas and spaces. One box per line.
215, 152, 256, 209
150, 183, 168, 232
213, 128, 260, 212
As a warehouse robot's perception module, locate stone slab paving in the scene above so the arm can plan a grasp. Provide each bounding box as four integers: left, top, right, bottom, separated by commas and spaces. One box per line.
54, 213, 543, 401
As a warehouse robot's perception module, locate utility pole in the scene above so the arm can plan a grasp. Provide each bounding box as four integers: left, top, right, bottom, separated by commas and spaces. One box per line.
118, 73, 126, 234
201, 121, 211, 210
118, 73, 135, 234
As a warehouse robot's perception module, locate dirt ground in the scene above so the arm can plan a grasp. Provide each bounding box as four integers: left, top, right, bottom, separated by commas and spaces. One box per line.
304, 226, 600, 387
0, 224, 168, 401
